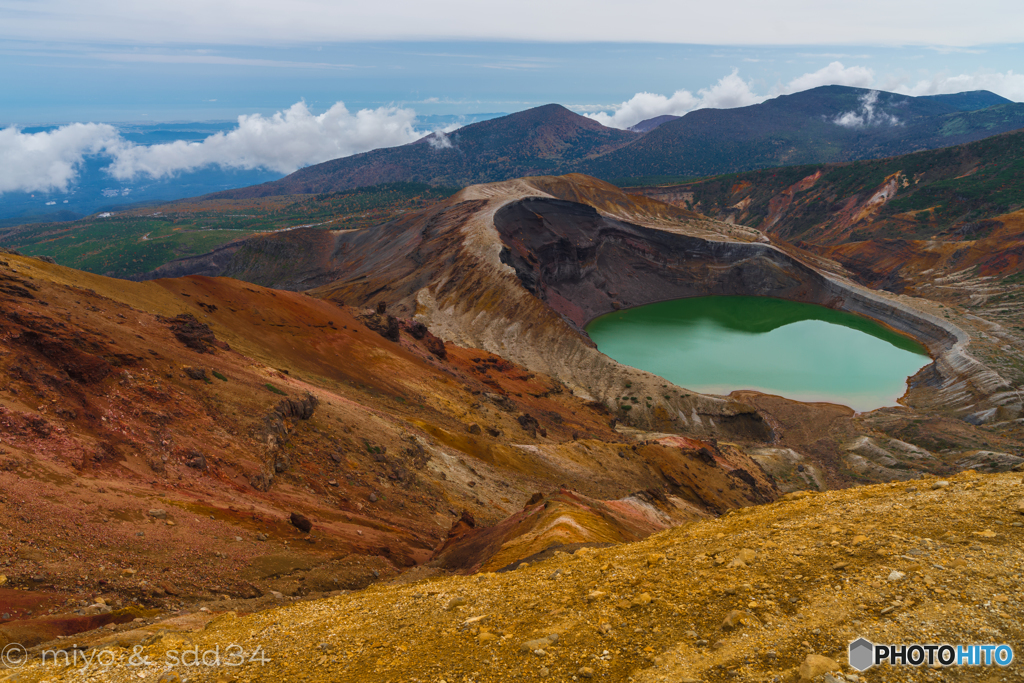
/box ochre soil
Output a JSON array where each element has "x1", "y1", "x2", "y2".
[{"x1": 9, "y1": 470, "x2": 1023, "y2": 682}]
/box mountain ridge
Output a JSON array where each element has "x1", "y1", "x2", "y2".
[
  {"x1": 208, "y1": 87, "x2": 1023, "y2": 200},
  {"x1": 212, "y1": 104, "x2": 637, "y2": 199},
  {"x1": 583, "y1": 86, "x2": 1024, "y2": 181}
]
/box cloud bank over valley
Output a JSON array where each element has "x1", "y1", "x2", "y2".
[
  {"x1": 105, "y1": 102, "x2": 422, "y2": 181},
  {"x1": 0, "y1": 102, "x2": 425, "y2": 194}
]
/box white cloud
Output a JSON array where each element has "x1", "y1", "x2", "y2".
[
  {"x1": 891, "y1": 71, "x2": 1024, "y2": 101},
  {"x1": 795, "y1": 53, "x2": 873, "y2": 59},
  {"x1": 583, "y1": 69, "x2": 761, "y2": 129},
  {"x1": 105, "y1": 101, "x2": 423, "y2": 180},
  {"x1": 580, "y1": 62, "x2": 1023, "y2": 131},
  {"x1": 781, "y1": 61, "x2": 875, "y2": 94},
  {"x1": 582, "y1": 92, "x2": 696, "y2": 130},
  {"x1": 426, "y1": 129, "x2": 453, "y2": 149},
  {"x1": 0, "y1": 101, "x2": 430, "y2": 193},
  {"x1": 0, "y1": 123, "x2": 122, "y2": 193},
  {"x1": 701, "y1": 70, "x2": 765, "y2": 109},
  {"x1": 925, "y1": 46, "x2": 987, "y2": 55},
  {"x1": 832, "y1": 91, "x2": 902, "y2": 128},
  {"x1": 91, "y1": 52, "x2": 355, "y2": 69}
]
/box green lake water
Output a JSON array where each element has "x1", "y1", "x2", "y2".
[{"x1": 585, "y1": 296, "x2": 931, "y2": 412}]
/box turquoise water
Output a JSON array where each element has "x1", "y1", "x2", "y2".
[{"x1": 585, "y1": 296, "x2": 931, "y2": 412}]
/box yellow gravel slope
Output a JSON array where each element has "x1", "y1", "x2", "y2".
[{"x1": 7, "y1": 470, "x2": 1023, "y2": 683}]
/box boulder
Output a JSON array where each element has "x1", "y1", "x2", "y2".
[
  {"x1": 798, "y1": 654, "x2": 840, "y2": 682},
  {"x1": 289, "y1": 512, "x2": 313, "y2": 533}
]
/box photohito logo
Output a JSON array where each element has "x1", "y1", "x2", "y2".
[{"x1": 849, "y1": 638, "x2": 1014, "y2": 671}]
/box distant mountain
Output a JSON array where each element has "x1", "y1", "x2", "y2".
[
  {"x1": 207, "y1": 87, "x2": 1023, "y2": 200},
  {"x1": 916, "y1": 90, "x2": 1012, "y2": 111},
  {"x1": 213, "y1": 104, "x2": 637, "y2": 199},
  {"x1": 628, "y1": 114, "x2": 680, "y2": 133},
  {"x1": 583, "y1": 86, "x2": 1022, "y2": 181}
]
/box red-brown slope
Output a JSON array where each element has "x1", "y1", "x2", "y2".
[
  {"x1": 819, "y1": 209, "x2": 1024, "y2": 293},
  {"x1": 0, "y1": 253, "x2": 777, "y2": 632}
]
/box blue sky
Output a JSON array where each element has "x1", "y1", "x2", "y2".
[
  {"x1": 3, "y1": 42, "x2": 1022, "y2": 124},
  {"x1": 2, "y1": 0, "x2": 1023, "y2": 195}
]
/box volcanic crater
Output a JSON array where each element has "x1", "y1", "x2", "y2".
[{"x1": 2, "y1": 173, "x2": 1022, "y2": 657}]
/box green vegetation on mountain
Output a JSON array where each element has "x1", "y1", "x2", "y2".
[
  {"x1": 651, "y1": 128, "x2": 1024, "y2": 243},
  {"x1": 0, "y1": 183, "x2": 456, "y2": 278}
]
